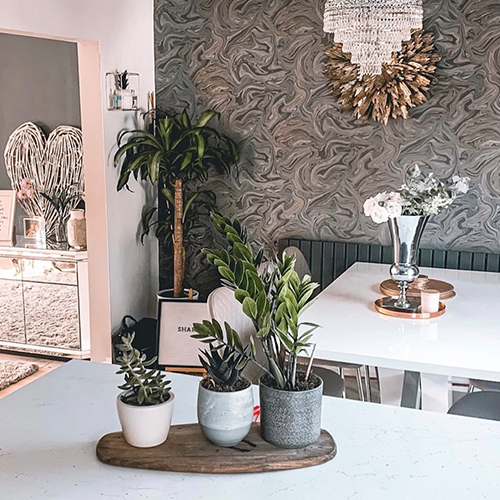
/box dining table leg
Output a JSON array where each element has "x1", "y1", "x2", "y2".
[
  {"x1": 420, "y1": 373, "x2": 451, "y2": 412},
  {"x1": 377, "y1": 368, "x2": 405, "y2": 406}
]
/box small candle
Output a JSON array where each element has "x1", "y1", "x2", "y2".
[{"x1": 421, "y1": 289, "x2": 440, "y2": 313}]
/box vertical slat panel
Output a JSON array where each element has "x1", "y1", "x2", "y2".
[
  {"x1": 288, "y1": 239, "x2": 300, "y2": 251},
  {"x1": 299, "y1": 240, "x2": 312, "y2": 268},
  {"x1": 419, "y1": 248, "x2": 432, "y2": 268},
  {"x1": 381, "y1": 246, "x2": 393, "y2": 264},
  {"x1": 486, "y1": 254, "x2": 500, "y2": 272},
  {"x1": 369, "y1": 245, "x2": 383, "y2": 264},
  {"x1": 459, "y1": 251, "x2": 472, "y2": 270},
  {"x1": 322, "y1": 242, "x2": 335, "y2": 289},
  {"x1": 333, "y1": 243, "x2": 347, "y2": 280},
  {"x1": 472, "y1": 253, "x2": 486, "y2": 272},
  {"x1": 277, "y1": 239, "x2": 289, "y2": 254},
  {"x1": 345, "y1": 243, "x2": 358, "y2": 270},
  {"x1": 357, "y1": 244, "x2": 370, "y2": 263},
  {"x1": 446, "y1": 251, "x2": 460, "y2": 269},
  {"x1": 310, "y1": 241, "x2": 323, "y2": 288},
  {"x1": 432, "y1": 249, "x2": 446, "y2": 268}
]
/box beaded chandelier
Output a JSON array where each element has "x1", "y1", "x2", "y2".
[{"x1": 323, "y1": 0, "x2": 423, "y2": 77}]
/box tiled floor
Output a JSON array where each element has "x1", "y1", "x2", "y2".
[{"x1": 0, "y1": 352, "x2": 64, "y2": 399}]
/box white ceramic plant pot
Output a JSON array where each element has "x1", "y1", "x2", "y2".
[
  {"x1": 197, "y1": 380, "x2": 254, "y2": 447},
  {"x1": 116, "y1": 392, "x2": 175, "y2": 448}
]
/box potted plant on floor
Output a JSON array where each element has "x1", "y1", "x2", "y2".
[
  {"x1": 115, "y1": 333, "x2": 174, "y2": 448},
  {"x1": 197, "y1": 326, "x2": 254, "y2": 447},
  {"x1": 114, "y1": 109, "x2": 239, "y2": 300},
  {"x1": 193, "y1": 213, "x2": 322, "y2": 449}
]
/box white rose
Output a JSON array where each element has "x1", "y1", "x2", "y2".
[
  {"x1": 363, "y1": 197, "x2": 378, "y2": 216},
  {"x1": 374, "y1": 192, "x2": 389, "y2": 203},
  {"x1": 370, "y1": 205, "x2": 389, "y2": 224},
  {"x1": 385, "y1": 200, "x2": 402, "y2": 218},
  {"x1": 388, "y1": 192, "x2": 402, "y2": 203}
]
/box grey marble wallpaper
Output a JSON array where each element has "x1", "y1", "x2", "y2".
[{"x1": 155, "y1": 0, "x2": 500, "y2": 289}]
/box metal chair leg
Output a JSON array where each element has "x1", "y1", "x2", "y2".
[
  {"x1": 355, "y1": 367, "x2": 366, "y2": 401},
  {"x1": 339, "y1": 367, "x2": 346, "y2": 399},
  {"x1": 364, "y1": 365, "x2": 373, "y2": 402}
]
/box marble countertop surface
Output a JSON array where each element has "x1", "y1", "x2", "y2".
[{"x1": 0, "y1": 360, "x2": 499, "y2": 499}]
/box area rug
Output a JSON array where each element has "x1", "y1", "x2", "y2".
[{"x1": 0, "y1": 361, "x2": 39, "y2": 391}]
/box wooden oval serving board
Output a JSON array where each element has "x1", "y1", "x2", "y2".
[{"x1": 96, "y1": 423, "x2": 337, "y2": 474}]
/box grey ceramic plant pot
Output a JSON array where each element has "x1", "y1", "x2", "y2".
[
  {"x1": 259, "y1": 374, "x2": 323, "y2": 449},
  {"x1": 197, "y1": 380, "x2": 254, "y2": 447}
]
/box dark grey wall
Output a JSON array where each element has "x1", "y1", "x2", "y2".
[
  {"x1": 154, "y1": 0, "x2": 500, "y2": 268},
  {"x1": 0, "y1": 33, "x2": 81, "y2": 194}
]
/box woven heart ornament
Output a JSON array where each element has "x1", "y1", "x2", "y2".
[{"x1": 3, "y1": 122, "x2": 84, "y2": 237}]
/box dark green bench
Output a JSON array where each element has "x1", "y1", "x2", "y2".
[{"x1": 278, "y1": 239, "x2": 500, "y2": 291}]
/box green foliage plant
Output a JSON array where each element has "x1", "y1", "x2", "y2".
[
  {"x1": 114, "y1": 109, "x2": 238, "y2": 298},
  {"x1": 193, "y1": 213, "x2": 319, "y2": 391},
  {"x1": 116, "y1": 333, "x2": 171, "y2": 406}
]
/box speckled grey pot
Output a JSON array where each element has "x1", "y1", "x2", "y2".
[
  {"x1": 197, "y1": 380, "x2": 254, "y2": 447},
  {"x1": 259, "y1": 374, "x2": 323, "y2": 449}
]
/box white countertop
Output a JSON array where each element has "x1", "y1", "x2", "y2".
[
  {"x1": 302, "y1": 262, "x2": 500, "y2": 382},
  {"x1": 0, "y1": 360, "x2": 499, "y2": 499}
]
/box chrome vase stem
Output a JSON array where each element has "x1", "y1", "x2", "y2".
[{"x1": 388, "y1": 215, "x2": 429, "y2": 309}]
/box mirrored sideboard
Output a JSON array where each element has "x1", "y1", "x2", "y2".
[{"x1": 0, "y1": 242, "x2": 90, "y2": 358}]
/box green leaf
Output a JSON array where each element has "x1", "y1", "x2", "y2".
[
  {"x1": 233, "y1": 242, "x2": 253, "y2": 263},
  {"x1": 218, "y1": 266, "x2": 235, "y2": 283},
  {"x1": 196, "y1": 110, "x2": 219, "y2": 127},
  {"x1": 234, "y1": 289, "x2": 250, "y2": 303},
  {"x1": 242, "y1": 297, "x2": 258, "y2": 319},
  {"x1": 161, "y1": 188, "x2": 175, "y2": 206}
]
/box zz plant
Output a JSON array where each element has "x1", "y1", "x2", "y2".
[
  {"x1": 193, "y1": 213, "x2": 319, "y2": 391},
  {"x1": 116, "y1": 333, "x2": 171, "y2": 405},
  {"x1": 114, "y1": 109, "x2": 238, "y2": 298}
]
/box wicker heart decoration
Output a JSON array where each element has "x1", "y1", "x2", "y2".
[{"x1": 4, "y1": 122, "x2": 84, "y2": 237}]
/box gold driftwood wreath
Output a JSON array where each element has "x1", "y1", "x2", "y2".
[{"x1": 325, "y1": 30, "x2": 441, "y2": 124}]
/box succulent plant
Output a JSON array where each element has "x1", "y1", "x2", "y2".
[
  {"x1": 115, "y1": 333, "x2": 171, "y2": 406},
  {"x1": 114, "y1": 70, "x2": 129, "y2": 90},
  {"x1": 199, "y1": 342, "x2": 249, "y2": 391}
]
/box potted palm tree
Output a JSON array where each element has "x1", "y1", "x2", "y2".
[
  {"x1": 197, "y1": 326, "x2": 254, "y2": 447},
  {"x1": 193, "y1": 213, "x2": 322, "y2": 449},
  {"x1": 114, "y1": 109, "x2": 238, "y2": 299},
  {"x1": 115, "y1": 333, "x2": 174, "y2": 448}
]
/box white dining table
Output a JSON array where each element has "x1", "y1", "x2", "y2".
[
  {"x1": 302, "y1": 262, "x2": 500, "y2": 412},
  {"x1": 1, "y1": 360, "x2": 500, "y2": 499}
]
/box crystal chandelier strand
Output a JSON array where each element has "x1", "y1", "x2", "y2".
[{"x1": 324, "y1": 0, "x2": 423, "y2": 76}]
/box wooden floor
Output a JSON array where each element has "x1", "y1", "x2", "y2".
[{"x1": 0, "y1": 352, "x2": 64, "y2": 399}]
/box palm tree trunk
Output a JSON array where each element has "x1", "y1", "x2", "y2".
[{"x1": 173, "y1": 178, "x2": 185, "y2": 298}]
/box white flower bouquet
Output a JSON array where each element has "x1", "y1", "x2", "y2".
[{"x1": 364, "y1": 165, "x2": 470, "y2": 224}]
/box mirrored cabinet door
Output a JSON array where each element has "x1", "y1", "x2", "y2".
[
  {"x1": 0, "y1": 277, "x2": 26, "y2": 344},
  {"x1": 23, "y1": 282, "x2": 81, "y2": 350}
]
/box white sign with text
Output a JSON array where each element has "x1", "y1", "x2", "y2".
[
  {"x1": 158, "y1": 301, "x2": 210, "y2": 367},
  {"x1": 0, "y1": 191, "x2": 16, "y2": 245}
]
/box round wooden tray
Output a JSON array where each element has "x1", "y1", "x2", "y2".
[
  {"x1": 374, "y1": 297, "x2": 446, "y2": 319},
  {"x1": 380, "y1": 275, "x2": 456, "y2": 300}
]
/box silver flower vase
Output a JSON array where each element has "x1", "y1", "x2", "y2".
[{"x1": 383, "y1": 215, "x2": 429, "y2": 311}]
